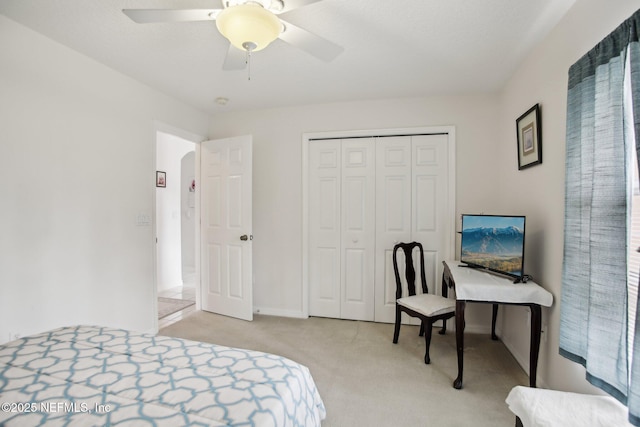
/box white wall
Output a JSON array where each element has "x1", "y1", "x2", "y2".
[
  {"x1": 181, "y1": 151, "x2": 197, "y2": 286},
  {"x1": 496, "y1": 0, "x2": 640, "y2": 392},
  {"x1": 209, "y1": 95, "x2": 502, "y2": 326},
  {"x1": 155, "y1": 132, "x2": 195, "y2": 291},
  {"x1": 0, "y1": 16, "x2": 209, "y2": 343}
]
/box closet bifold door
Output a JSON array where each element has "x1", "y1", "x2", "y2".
[
  {"x1": 308, "y1": 138, "x2": 376, "y2": 321},
  {"x1": 340, "y1": 138, "x2": 375, "y2": 321},
  {"x1": 309, "y1": 140, "x2": 341, "y2": 318},
  {"x1": 411, "y1": 134, "x2": 450, "y2": 300},
  {"x1": 374, "y1": 136, "x2": 413, "y2": 323},
  {"x1": 309, "y1": 132, "x2": 451, "y2": 324},
  {"x1": 374, "y1": 134, "x2": 450, "y2": 324}
]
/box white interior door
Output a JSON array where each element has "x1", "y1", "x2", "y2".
[
  {"x1": 308, "y1": 138, "x2": 376, "y2": 321},
  {"x1": 306, "y1": 129, "x2": 454, "y2": 324},
  {"x1": 200, "y1": 135, "x2": 253, "y2": 321},
  {"x1": 308, "y1": 140, "x2": 341, "y2": 318},
  {"x1": 374, "y1": 136, "x2": 413, "y2": 323},
  {"x1": 341, "y1": 138, "x2": 375, "y2": 320},
  {"x1": 374, "y1": 134, "x2": 452, "y2": 323},
  {"x1": 412, "y1": 134, "x2": 450, "y2": 297}
]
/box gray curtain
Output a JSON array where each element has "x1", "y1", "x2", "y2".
[{"x1": 560, "y1": 9, "x2": 640, "y2": 425}]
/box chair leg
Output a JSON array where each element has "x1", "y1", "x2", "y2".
[
  {"x1": 424, "y1": 320, "x2": 433, "y2": 364},
  {"x1": 393, "y1": 305, "x2": 401, "y2": 344},
  {"x1": 419, "y1": 321, "x2": 425, "y2": 337},
  {"x1": 439, "y1": 318, "x2": 447, "y2": 335}
]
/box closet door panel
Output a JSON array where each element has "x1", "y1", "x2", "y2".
[
  {"x1": 413, "y1": 134, "x2": 450, "y2": 296},
  {"x1": 341, "y1": 139, "x2": 375, "y2": 321},
  {"x1": 309, "y1": 140, "x2": 341, "y2": 318},
  {"x1": 344, "y1": 248, "x2": 366, "y2": 301},
  {"x1": 375, "y1": 136, "x2": 413, "y2": 323}
]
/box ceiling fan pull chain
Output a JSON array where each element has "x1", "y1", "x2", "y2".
[
  {"x1": 247, "y1": 49, "x2": 251, "y2": 81},
  {"x1": 242, "y1": 41, "x2": 256, "y2": 81}
]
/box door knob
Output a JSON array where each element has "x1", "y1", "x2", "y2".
[{"x1": 240, "y1": 235, "x2": 248, "y2": 241}]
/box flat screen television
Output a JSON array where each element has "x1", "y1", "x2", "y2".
[{"x1": 460, "y1": 214, "x2": 526, "y2": 282}]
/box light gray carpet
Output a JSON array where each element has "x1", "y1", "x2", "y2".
[
  {"x1": 159, "y1": 311, "x2": 527, "y2": 427},
  {"x1": 157, "y1": 297, "x2": 195, "y2": 319}
]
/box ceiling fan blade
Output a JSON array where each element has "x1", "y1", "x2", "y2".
[
  {"x1": 277, "y1": 0, "x2": 322, "y2": 14},
  {"x1": 122, "y1": 9, "x2": 221, "y2": 24},
  {"x1": 278, "y1": 20, "x2": 344, "y2": 62},
  {"x1": 223, "y1": 44, "x2": 248, "y2": 70}
]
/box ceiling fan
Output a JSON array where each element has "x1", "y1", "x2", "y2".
[{"x1": 122, "y1": 0, "x2": 344, "y2": 71}]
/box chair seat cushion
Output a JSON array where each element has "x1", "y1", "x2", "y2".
[{"x1": 397, "y1": 294, "x2": 455, "y2": 317}]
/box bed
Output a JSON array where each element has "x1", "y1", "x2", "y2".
[{"x1": 0, "y1": 325, "x2": 326, "y2": 426}]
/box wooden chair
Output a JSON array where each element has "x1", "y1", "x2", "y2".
[{"x1": 392, "y1": 242, "x2": 456, "y2": 364}]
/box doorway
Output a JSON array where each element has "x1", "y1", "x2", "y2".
[{"x1": 155, "y1": 128, "x2": 200, "y2": 329}]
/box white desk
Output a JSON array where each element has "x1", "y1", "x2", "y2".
[{"x1": 442, "y1": 260, "x2": 554, "y2": 389}]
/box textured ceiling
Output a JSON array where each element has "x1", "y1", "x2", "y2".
[{"x1": 0, "y1": 0, "x2": 576, "y2": 114}]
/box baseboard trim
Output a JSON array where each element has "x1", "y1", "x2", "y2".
[
  {"x1": 248, "y1": 311, "x2": 494, "y2": 334},
  {"x1": 254, "y1": 307, "x2": 307, "y2": 319},
  {"x1": 501, "y1": 334, "x2": 549, "y2": 389}
]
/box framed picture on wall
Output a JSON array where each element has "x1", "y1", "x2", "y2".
[
  {"x1": 156, "y1": 171, "x2": 166, "y2": 188},
  {"x1": 516, "y1": 104, "x2": 542, "y2": 170}
]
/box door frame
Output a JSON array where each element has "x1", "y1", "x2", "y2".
[
  {"x1": 152, "y1": 121, "x2": 205, "y2": 333},
  {"x1": 301, "y1": 125, "x2": 456, "y2": 319}
]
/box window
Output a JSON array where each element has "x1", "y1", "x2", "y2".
[
  {"x1": 627, "y1": 59, "x2": 639, "y2": 366},
  {"x1": 560, "y1": 9, "x2": 640, "y2": 425},
  {"x1": 629, "y1": 113, "x2": 639, "y2": 366}
]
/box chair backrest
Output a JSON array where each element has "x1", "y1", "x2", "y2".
[{"x1": 392, "y1": 242, "x2": 429, "y2": 299}]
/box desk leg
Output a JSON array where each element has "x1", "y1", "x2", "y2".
[
  {"x1": 453, "y1": 300, "x2": 466, "y2": 389},
  {"x1": 529, "y1": 304, "x2": 541, "y2": 388},
  {"x1": 491, "y1": 304, "x2": 499, "y2": 341}
]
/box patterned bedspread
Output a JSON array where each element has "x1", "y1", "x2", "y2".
[{"x1": 0, "y1": 325, "x2": 326, "y2": 426}]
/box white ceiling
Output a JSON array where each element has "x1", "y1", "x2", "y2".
[{"x1": 0, "y1": 0, "x2": 576, "y2": 114}]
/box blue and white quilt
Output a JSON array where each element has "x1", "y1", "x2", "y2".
[{"x1": 0, "y1": 325, "x2": 326, "y2": 426}]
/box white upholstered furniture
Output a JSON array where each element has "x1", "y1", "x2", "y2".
[{"x1": 506, "y1": 385, "x2": 632, "y2": 427}]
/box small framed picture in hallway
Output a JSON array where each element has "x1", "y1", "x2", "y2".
[{"x1": 156, "y1": 171, "x2": 166, "y2": 188}]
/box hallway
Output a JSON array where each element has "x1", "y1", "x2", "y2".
[{"x1": 158, "y1": 286, "x2": 196, "y2": 329}]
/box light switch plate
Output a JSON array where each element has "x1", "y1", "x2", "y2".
[{"x1": 136, "y1": 212, "x2": 152, "y2": 226}]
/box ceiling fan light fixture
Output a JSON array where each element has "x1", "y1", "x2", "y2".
[{"x1": 216, "y1": 3, "x2": 281, "y2": 52}]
